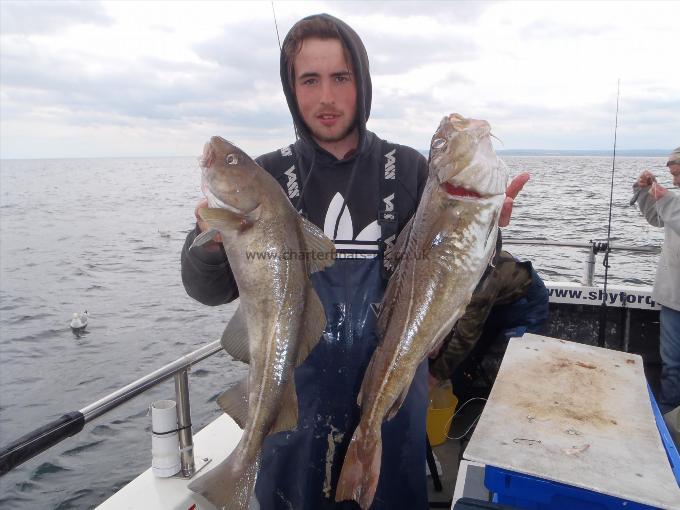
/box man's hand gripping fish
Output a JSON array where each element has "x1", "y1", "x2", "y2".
[
  {"x1": 187, "y1": 136, "x2": 335, "y2": 510},
  {"x1": 335, "y1": 114, "x2": 508, "y2": 509}
]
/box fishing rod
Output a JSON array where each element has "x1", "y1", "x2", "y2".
[
  {"x1": 597, "y1": 80, "x2": 620, "y2": 348},
  {"x1": 271, "y1": 0, "x2": 282, "y2": 50}
]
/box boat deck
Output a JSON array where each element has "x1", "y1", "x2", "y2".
[
  {"x1": 427, "y1": 399, "x2": 487, "y2": 508},
  {"x1": 96, "y1": 403, "x2": 483, "y2": 510}
]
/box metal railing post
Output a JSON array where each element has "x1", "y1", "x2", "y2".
[
  {"x1": 174, "y1": 369, "x2": 195, "y2": 477},
  {"x1": 582, "y1": 246, "x2": 596, "y2": 286}
]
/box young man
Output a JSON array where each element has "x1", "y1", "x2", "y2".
[
  {"x1": 182, "y1": 13, "x2": 525, "y2": 509},
  {"x1": 634, "y1": 147, "x2": 680, "y2": 415},
  {"x1": 183, "y1": 14, "x2": 428, "y2": 509}
]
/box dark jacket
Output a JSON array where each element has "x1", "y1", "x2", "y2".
[{"x1": 429, "y1": 252, "x2": 549, "y2": 381}]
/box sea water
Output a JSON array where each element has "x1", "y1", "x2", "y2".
[{"x1": 0, "y1": 155, "x2": 668, "y2": 508}]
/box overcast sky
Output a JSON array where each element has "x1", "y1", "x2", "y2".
[{"x1": 1, "y1": 0, "x2": 678, "y2": 159}]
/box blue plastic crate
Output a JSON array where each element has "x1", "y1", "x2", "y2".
[
  {"x1": 649, "y1": 385, "x2": 680, "y2": 483},
  {"x1": 486, "y1": 467, "x2": 658, "y2": 510},
  {"x1": 484, "y1": 387, "x2": 680, "y2": 510}
]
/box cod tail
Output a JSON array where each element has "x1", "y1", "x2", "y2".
[
  {"x1": 187, "y1": 448, "x2": 260, "y2": 510},
  {"x1": 335, "y1": 425, "x2": 382, "y2": 510}
]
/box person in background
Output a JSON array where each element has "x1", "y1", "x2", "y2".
[
  {"x1": 634, "y1": 146, "x2": 680, "y2": 421},
  {"x1": 181, "y1": 13, "x2": 529, "y2": 509},
  {"x1": 429, "y1": 252, "x2": 549, "y2": 398}
]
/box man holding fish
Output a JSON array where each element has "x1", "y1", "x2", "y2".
[
  {"x1": 181, "y1": 13, "x2": 527, "y2": 510},
  {"x1": 634, "y1": 147, "x2": 680, "y2": 420}
]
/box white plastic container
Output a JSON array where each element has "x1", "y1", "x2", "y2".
[{"x1": 150, "y1": 399, "x2": 181, "y2": 478}]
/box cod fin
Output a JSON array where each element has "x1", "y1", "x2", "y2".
[
  {"x1": 217, "y1": 377, "x2": 249, "y2": 429},
  {"x1": 356, "y1": 353, "x2": 376, "y2": 409},
  {"x1": 385, "y1": 386, "x2": 409, "y2": 421},
  {"x1": 198, "y1": 205, "x2": 261, "y2": 232},
  {"x1": 220, "y1": 306, "x2": 250, "y2": 364},
  {"x1": 299, "y1": 216, "x2": 336, "y2": 273},
  {"x1": 335, "y1": 428, "x2": 383, "y2": 510},
  {"x1": 384, "y1": 215, "x2": 414, "y2": 271},
  {"x1": 295, "y1": 283, "x2": 325, "y2": 367},
  {"x1": 378, "y1": 215, "x2": 417, "y2": 335},
  {"x1": 269, "y1": 377, "x2": 299, "y2": 435},
  {"x1": 188, "y1": 449, "x2": 260, "y2": 510},
  {"x1": 190, "y1": 228, "x2": 220, "y2": 249}
]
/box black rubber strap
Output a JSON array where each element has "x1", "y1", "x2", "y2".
[
  {"x1": 0, "y1": 411, "x2": 85, "y2": 476},
  {"x1": 152, "y1": 424, "x2": 192, "y2": 436}
]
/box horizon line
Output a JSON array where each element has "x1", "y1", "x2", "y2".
[{"x1": 0, "y1": 148, "x2": 672, "y2": 161}]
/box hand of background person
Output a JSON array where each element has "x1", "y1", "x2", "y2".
[
  {"x1": 499, "y1": 172, "x2": 530, "y2": 227},
  {"x1": 650, "y1": 182, "x2": 668, "y2": 201},
  {"x1": 636, "y1": 170, "x2": 667, "y2": 201},
  {"x1": 636, "y1": 170, "x2": 656, "y2": 188},
  {"x1": 194, "y1": 198, "x2": 223, "y2": 244}
]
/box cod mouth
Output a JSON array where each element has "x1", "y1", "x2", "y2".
[{"x1": 441, "y1": 181, "x2": 483, "y2": 200}]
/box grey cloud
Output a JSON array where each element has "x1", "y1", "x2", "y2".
[
  {"x1": 1, "y1": 50, "x2": 200, "y2": 119},
  {"x1": 482, "y1": 94, "x2": 680, "y2": 131},
  {"x1": 621, "y1": 96, "x2": 680, "y2": 116},
  {"x1": 465, "y1": 96, "x2": 679, "y2": 150},
  {"x1": 193, "y1": 20, "x2": 281, "y2": 83},
  {"x1": 193, "y1": 14, "x2": 477, "y2": 87},
  {"x1": 0, "y1": 31, "x2": 286, "y2": 128},
  {"x1": 371, "y1": 88, "x2": 422, "y2": 119},
  {"x1": 364, "y1": 31, "x2": 479, "y2": 75},
  {"x1": 0, "y1": 0, "x2": 112, "y2": 35}
]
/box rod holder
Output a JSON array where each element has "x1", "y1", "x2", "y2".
[{"x1": 151, "y1": 400, "x2": 181, "y2": 478}]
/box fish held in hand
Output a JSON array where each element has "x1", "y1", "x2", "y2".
[
  {"x1": 188, "y1": 136, "x2": 335, "y2": 510},
  {"x1": 335, "y1": 114, "x2": 508, "y2": 509}
]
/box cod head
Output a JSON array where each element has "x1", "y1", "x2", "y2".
[
  {"x1": 429, "y1": 113, "x2": 507, "y2": 200},
  {"x1": 192, "y1": 137, "x2": 264, "y2": 248},
  {"x1": 200, "y1": 136, "x2": 262, "y2": 215}
]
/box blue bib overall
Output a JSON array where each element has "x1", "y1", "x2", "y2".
[
  {"x1": 254, "y1": 142, "x2": 429, "y2": 510},
  {"x1": 254, "y1": 258, "x2": 428, "y2": 510}
]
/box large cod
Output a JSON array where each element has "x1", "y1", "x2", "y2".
[
  {"x1": 335, "y1": 114, "x2": 509, "y2": 509},
  {"x1": 188, "y1": 136, "x2": 335, "y2": 510}
]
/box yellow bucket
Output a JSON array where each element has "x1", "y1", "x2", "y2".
[{"x1": 426, "y1": 383, "x2": 458, "y2": 446}]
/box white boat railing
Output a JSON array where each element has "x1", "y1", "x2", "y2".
[{"x1": 0, "y1": 339, "x2": 222, "y2": 478}]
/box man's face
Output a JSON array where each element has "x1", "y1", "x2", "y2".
[
  {"x1": 668, "y1": 162, "x2": 680, "y2": 187},
  {"x1": 293, "y1": 37, "x2": 358, "y2": 145}
]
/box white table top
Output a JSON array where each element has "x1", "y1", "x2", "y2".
[{"x1": 464, "y1": 334, "x2": 680, "y2": 510}]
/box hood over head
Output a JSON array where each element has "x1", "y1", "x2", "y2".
[{"x1": 280, "y1": 13, "x2": 372, "y2": 156}]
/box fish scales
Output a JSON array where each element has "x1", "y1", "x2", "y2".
[{"x1": 336, "y1": 114, "x2": 508, "y2": 510}]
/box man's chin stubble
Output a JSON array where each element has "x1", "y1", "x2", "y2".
[{"x1": 312, "y1": 122, "x2": 357, "y2": 144}]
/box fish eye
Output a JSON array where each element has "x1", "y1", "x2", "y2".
[
  {"x1": 226, "y1": 154, "x2": 238, "y2": 165},
  {"x1": 431, "y1": 138, "x2": 447, "y2": 150}
]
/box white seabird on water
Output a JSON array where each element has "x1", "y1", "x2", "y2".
[{"x1": 70, "y1": 311, "x2": 88, "y2": 333}]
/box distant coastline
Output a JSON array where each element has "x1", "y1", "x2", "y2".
[
  {"x1": 416, "y1": 149, "x2": 670, "y2": 158},
  {"x1": 496, "y1": 149, "x2": 670, "y2": 157}
]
